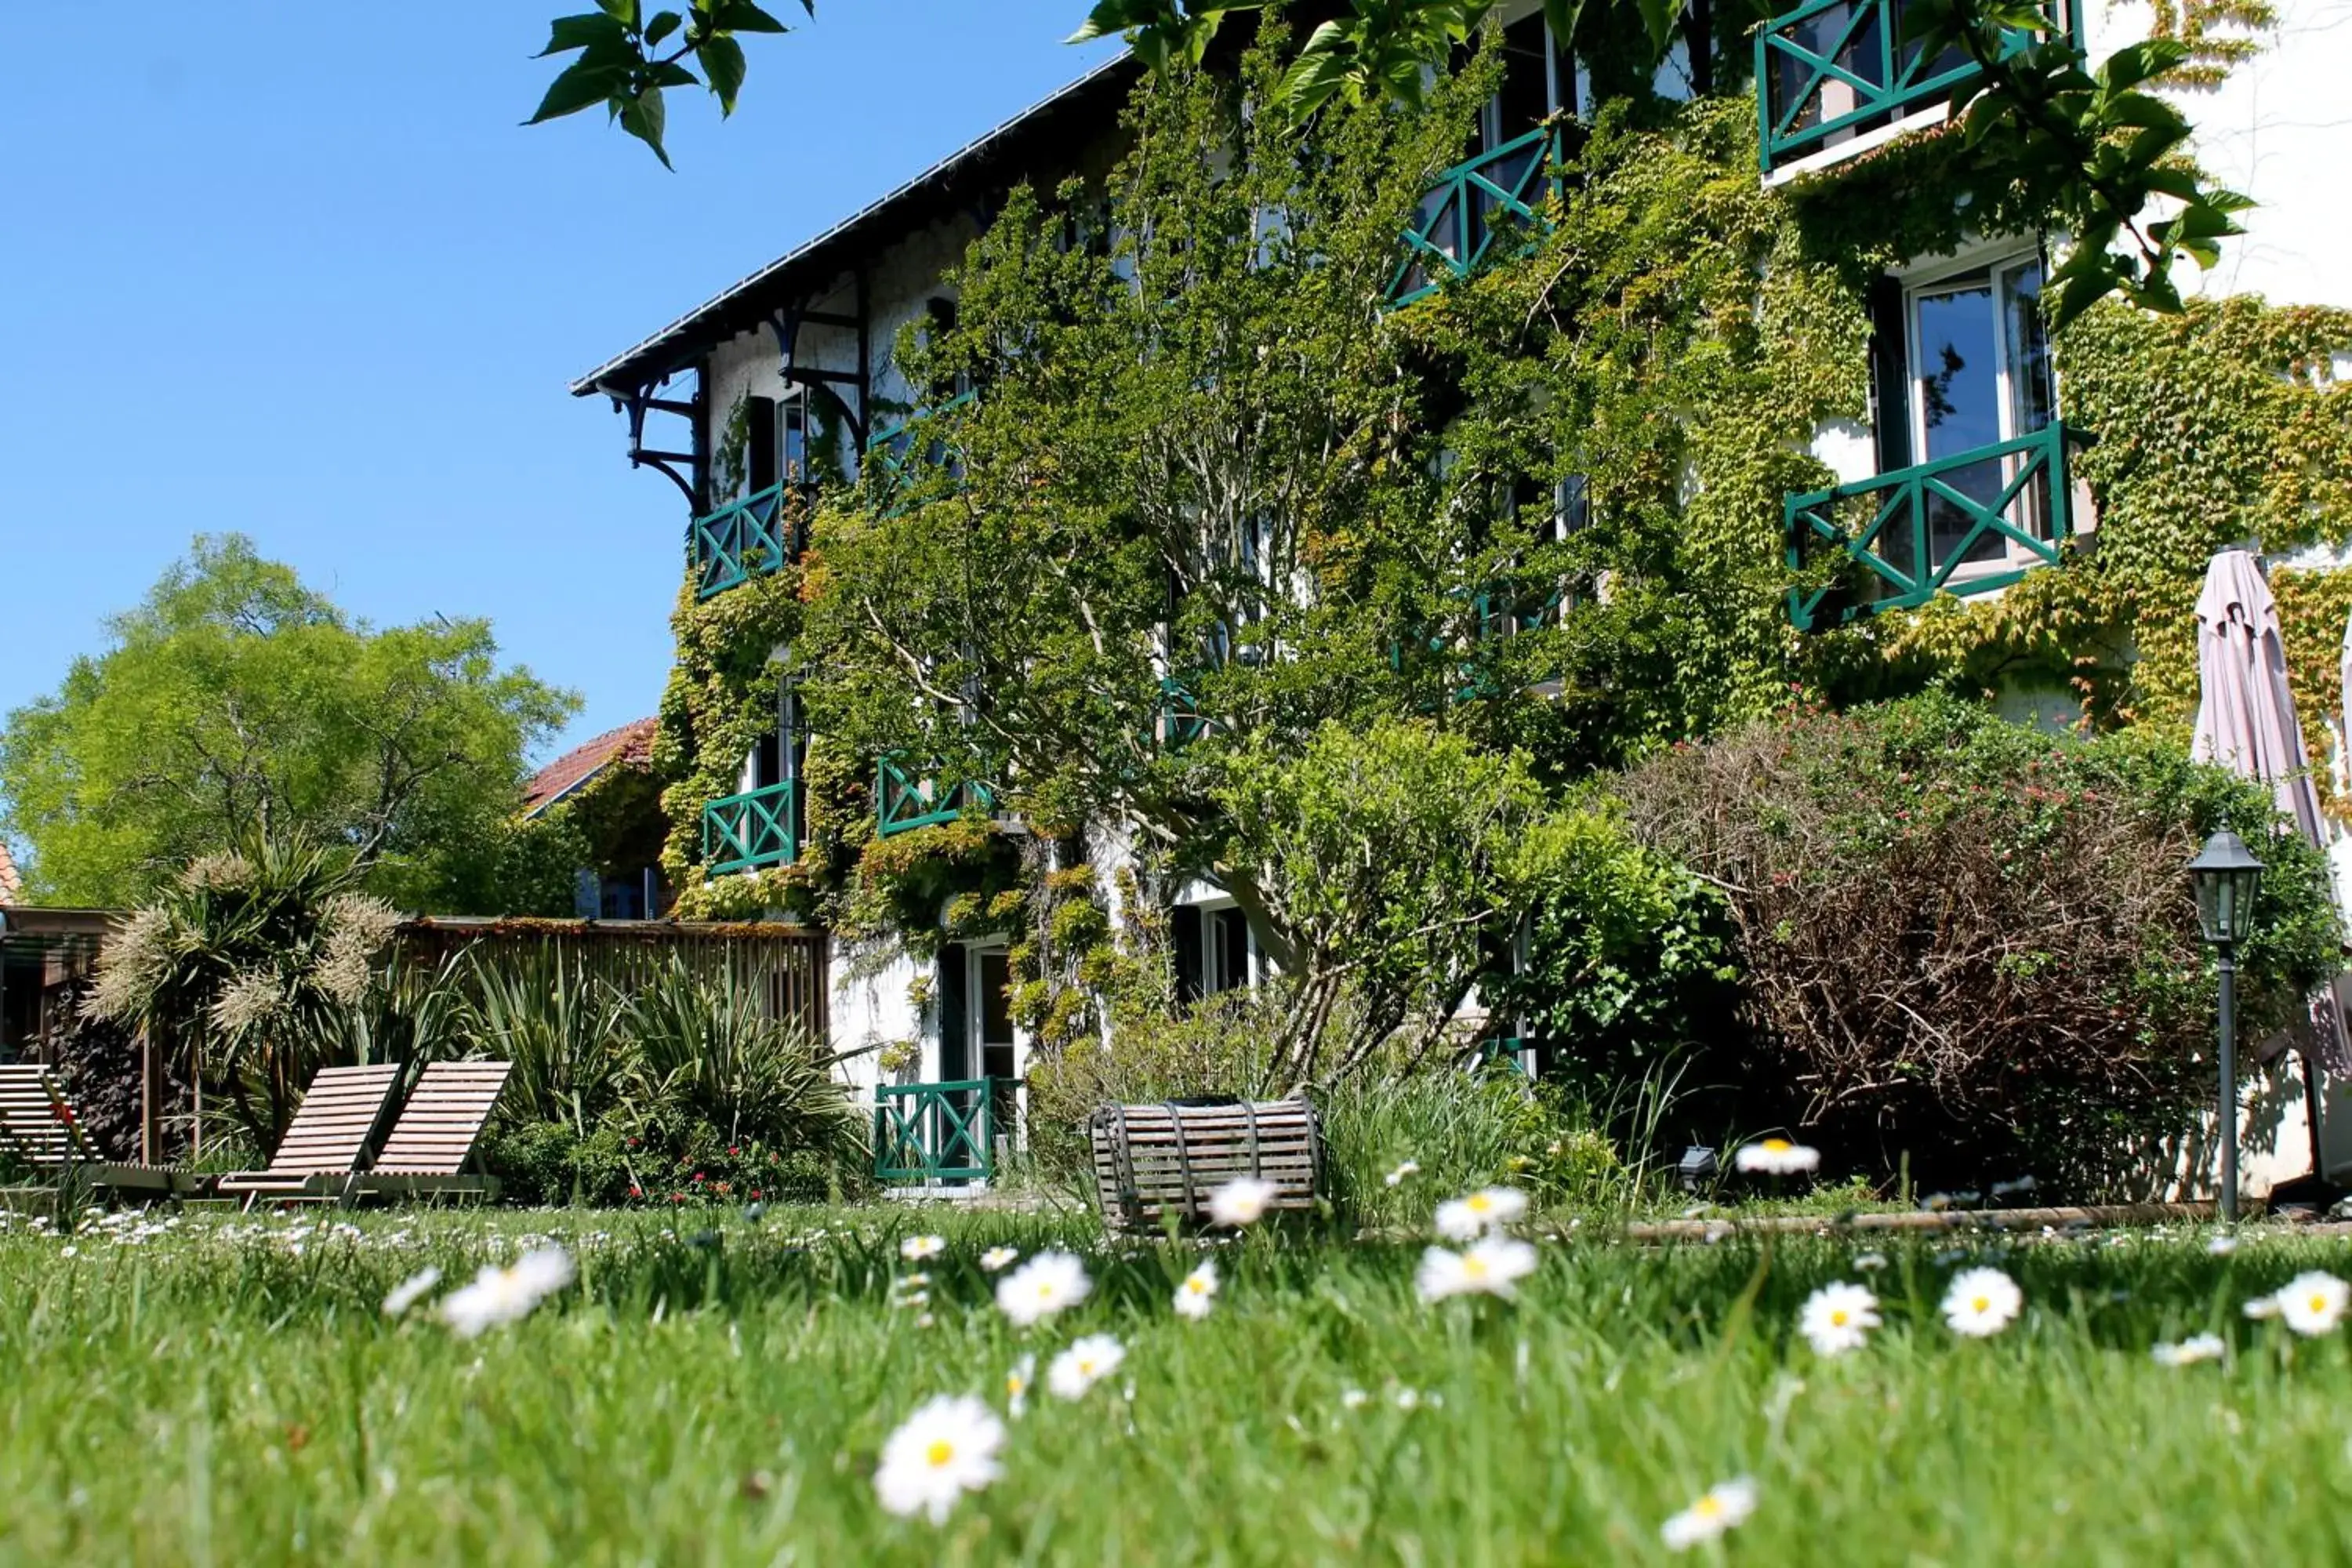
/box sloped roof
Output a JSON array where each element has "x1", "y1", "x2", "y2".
[
  {"x1": 524, "y1": 718, "x2": 659, "y2": 818},
  {"x1": 569, "y1": 53, "x2": 1140, "y2": 398}
]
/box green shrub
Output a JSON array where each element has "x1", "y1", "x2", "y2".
[
  {"x1": 1321, "y1": 1072, "x2": 1632, "y2": 1229},
  {"x1": 1611, "y1": 692, "x2": 2343, "y2": 1194},
  {"x1": 1485, "y1": 807, "x2": 1742, "y2": 1101}
]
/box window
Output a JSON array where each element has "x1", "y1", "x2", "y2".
[
  {"x1": 744, "y1": 685, "x2": 803, "y2": 793},
  {"x1": 743, "y1": 394, "x2": 809, "y2": 495},
  {"x1": 1878, "y1": 252, "x2": 2057, "y2": 580},
  {"x1": 1489, "y1": 12, "x2": 1575, "y2": 147},
  {"x1": 1173, "y1": 902, "x2": 1253, "y2": 1003}
]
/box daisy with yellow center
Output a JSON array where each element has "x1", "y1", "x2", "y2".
[
  {"x1": 873, "y1": 1395, "x2": 1005, "y2": 1522},
  {"x1": 1798, "y1": 1281, "x2": 1879, "y2": 1357},
  {"x1": 1940, "y1": 1265, "x2": 2023, "y2": 1338},
  {"x1": 1733, "y1": 1138, "x2": 1821, "y2": 1175},
  {"x1": 1434, "y1": 1185, "x2": 1528, "y2": 1241},
  {"x1": 1047, "y1": 1333, "x2": 1125, "y2": 1400},
  {"x1": 1416, "y1": 1235, "x2": 1539, "y2": 1303},
  {"x1": 1660, "y1": 1476, "x2": 1759, "y2": 1551},
  {"x1": 1174, "y1": 1259, "x2": 1220, "y2": 1321},
  {"x1": 2276, "y1": 1270, "x2": 2350, "y2": 1336}
]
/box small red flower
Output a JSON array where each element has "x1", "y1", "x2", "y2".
[
  {"x1": 692, "y1": 1171, "x2": 706, "y2": 1184},
  {"x1": 629, "y1": 1185, "x2": 643, "y2": 1199},
  {"x1": 728, "y1": 1145, "x2": 741, "y2": 1157}
]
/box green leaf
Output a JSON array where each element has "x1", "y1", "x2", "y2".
[
  {"x1": 539, "y1": 13, "x2": 630, "y2": 56},
  {"x1": 1272, "y1": 20, "x2": 1357, "y2": 123},
  {"x1": 596, "y1": 0, "x2": 641, "y2": 27},
  {"x1": 711, "y1": 0, "x2": 802, "y2": 32},
  {"x1": 702, "y1": 34, "x2": 747, "y2": 114},
  {"x1": 644, "y1": 9, "x2": 684, "y2": 47},
  {"x1": 1541, "y1": 0, "x2": 1584, "y2": 46},
  {"x1": 1632, "y1": 0, "x2": 1679, "y2": 60},
  {"x1": 618, "y1": 82, "x2": 673, "y2": 169},
  {"x1": 526, "y1": 56, "x2": 629, "y2": 125},
  {"x1": 1068, "y1": 0, "x2": 1174, "y2": 43},
  {"x1": 2099, "y1": 38, "x2": 2188, "y2": 93}
]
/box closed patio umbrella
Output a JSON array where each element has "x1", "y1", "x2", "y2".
[{"x1": 2190, "y1": 548, "x2": 2350, "y2": 1082}]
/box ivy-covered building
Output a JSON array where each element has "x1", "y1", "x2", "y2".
[{"x1": 574, "y1": 0, "x2": 2352, "y2": 1182}]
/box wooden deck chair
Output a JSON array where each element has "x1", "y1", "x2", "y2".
[
  {"x1": 346, "y1": 1060, "x2": 510, "y2": 1202},
  {"x1": 213, "y1": 1064, "x2": 403, "y2": 1207},
  {"x1": 0, "y1": 1064, "x2": 191, "y2": 1198}
]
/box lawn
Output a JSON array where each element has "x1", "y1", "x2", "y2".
[{"x1": 3, "y1": 1202, "x2": 2349, "y2": 1565}]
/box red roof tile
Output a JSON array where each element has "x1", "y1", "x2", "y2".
[{"x1": 524, "y1": 717, "x2": 658, "y2": 818}]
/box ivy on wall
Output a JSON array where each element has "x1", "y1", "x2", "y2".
[{"x1": 648, "y1": 60, "x2": 2352, "y2": 1004}]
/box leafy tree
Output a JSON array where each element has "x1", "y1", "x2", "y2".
[
  {"x1": 795, "y1": 39, "x2": 1537, "y2": 972},
  {"x1": 0, "y1": 535, "x2": 579, "y2": 912}
]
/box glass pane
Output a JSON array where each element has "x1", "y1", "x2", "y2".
[
  {"x1": 980, "y1": 952, "x2": 1014, "y2": 1047},
  {"x1": 2002, "y1": 260, "x2": 2054, "y2": 437},
  {"x1": 1913, "y1": 281, "x2": 2002, "y2": 459}
]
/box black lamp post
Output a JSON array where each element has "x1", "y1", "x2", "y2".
[{"x1": 2188, "y1": 829, "x2": 2266, "y2": 1222}]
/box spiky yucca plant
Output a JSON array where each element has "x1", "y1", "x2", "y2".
[{"x1": 85, "y1": 836, "x2": 401, "y2": 1153}]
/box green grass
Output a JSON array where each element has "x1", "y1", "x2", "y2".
[{"x1": 4, "y1": 1203, "x2": 2350, "y2": 1564}]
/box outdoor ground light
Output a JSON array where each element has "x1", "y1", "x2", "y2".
[
  {"x1": 2188, "y1": 829, "x2": 2265, "y2": 1222},
  {"x1": 1677, "y1": 1145, "x2": 1718, "y2": 1195}
]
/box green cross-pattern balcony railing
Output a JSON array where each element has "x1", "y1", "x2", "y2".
[
  {"x1": 702, "y1": 780, "x2": 797, "y2": 876},
  {"x1": 875, "y1": 754, "x2": 996, "y2": 837},
  {"x1": 874, "y1": 1078, "x2": 995, "y2": 1182},
  {"x1": 1389, "y1": 124, "x2": 1563, "y2": 307},
  {"x1": 1756, "y1": 0, "x2": 2075, "y2": 177},
  {"x1": 691, "y1": 483, "x2": 801, "y2": 601},
  {"x1": 1156, "y1": 677, "x2": 1212, "y2": 747},
  {"x1": 864, "y1": 390, "x2": 977, "y2": 493},
  {"x1": 1784, "y1": 421, "x2": 2073, "y2": 631}
]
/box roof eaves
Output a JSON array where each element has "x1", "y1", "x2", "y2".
[{"x1": 569, "y1": 53, "x2": 1138, "y2": 399}]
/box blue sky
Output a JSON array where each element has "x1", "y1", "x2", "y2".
[{"x1": 0, "y1": 3, "x2": 1121, "y2": 764}]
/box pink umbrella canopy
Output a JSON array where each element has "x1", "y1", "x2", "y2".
[
  {"x1": 2190, "y1": 547, "x2": 2348, "y2": 1076},
  {"x1": 2192, "y1": 549, "x2": 2328, "y2": 844}
]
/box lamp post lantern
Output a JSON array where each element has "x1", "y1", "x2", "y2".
[{"x1": 2188, "y1": 829, "x2": 2266, "y2": 1222}]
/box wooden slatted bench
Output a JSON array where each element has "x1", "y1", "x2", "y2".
[
  {"x1": 1090, "y1": 1097, "x2": 1322, "y2": 1230},
  {"x1": 347, "y1": 1059, "x2": 509, "y2": 1201},
  {"x1": 0, "y1": 1064, "x2": 191, "y2": 1198},
  {"x1": 214, "y1": 1064, "x2": 403, "y2": 1207}
]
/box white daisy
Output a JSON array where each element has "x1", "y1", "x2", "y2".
[
  {"x1": 1047, "y1": 1334, "x2": 1126, "y2": 1400},
  {"x1": 2276, "y1": 1271, "x2": 2350, "y2": 1337},
  {"x1": 1416, "y1": 1235, "x2": 1540, "y2": 1303},
  {"x1": 1661, "y1": 1476, "x2": 1759, "y2": 1552},
  {"x1": 2205, "y1": 1234, "x2": 2240, "y2": 1257},
  {"x1": 1433, "y1": 1186, "x2": 1529, "y2": 1241},
  {"x1": 380, "y1": 1265, "x2": 442, "y2": 1317},
  {"x1": 1174, "y1": 1259, "x2": 1219, "y2": 1321},
  {"x1": 1384, "y1": 1160, "x2": 1421, "y2": 1188},
  {"x1": 1207, "y1": 1177, "x2": 1279, "y2": 1228},
  {"x1": 872, "y1": 1395, "x2": 1005, "y2": 1523},
  {"x1": 900, "y1": 1235, "x2": 946, "y2": 1263},
  {"x1": 438, "y1": 1247, "x2": 575, "y2": 1339},
  {"x1": 1004, "y1": 1354, "x2": 1035, "y2": 1418},
  {"x1": 1734, "y1": 1138, "x2": 1820, "y2": 1175},
  {"x1": 1940, "y1": 1266, "x2": 2024, "y2": 1338},
  {"x1": 979, "y1": 1246, "x2": 1020, "y2": 1273},
  {"x1": 2151, "y1": 1333, "x2": 2227, "y2": 1367},
  {"x1": 2244, "y1": 1291, "x2": 2284, "y2": 1320},
  {"x1": 1798, "y1": 1281, "x2": 1879, "y2": 1357},
  {"x1": 1340, "y1": 1387, "x2": 1370, "y2": 1410},
  {"x1": 995, "y1": 1250, "x2": 1092, "y2": 1328},
  {"x1": 1853, "y1": 1251, "x2": 1889, "y2": 1272}
]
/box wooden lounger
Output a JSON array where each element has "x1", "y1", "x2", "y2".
[
  {"x1": 345, "y1": 1059, "x2": 510, "y2": 1201},
  {"x1": 213, "y1": 1064, "x2": 403, "y2": 1207},
  {"x1": 0, "y1": 1064, "x2": 193, "y2": 1197}
]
